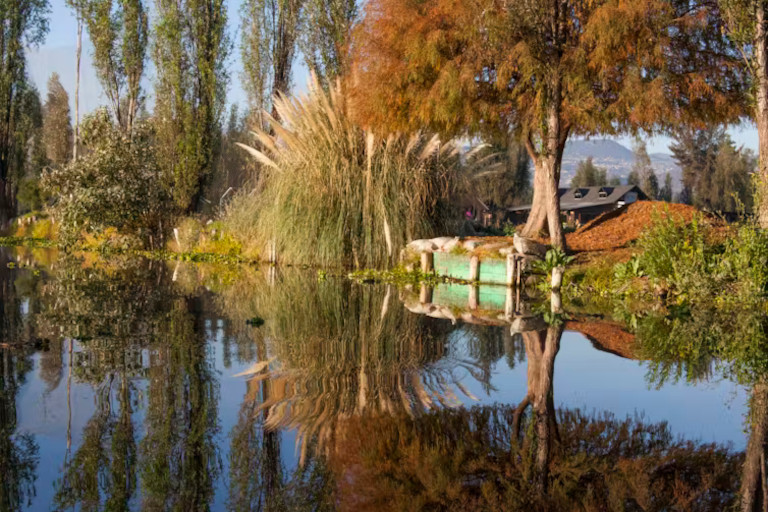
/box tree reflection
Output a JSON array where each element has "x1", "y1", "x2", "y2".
[
  {"x1": 22, "y1": 256, "x2": 224, "y2": 511},
  {"x1": 0, "y1": 251, "x2": 39, "y2": 512},
  {"x1": 0, "y1": 347, "x2": 38, "y2": 512},
  {"x1": 218, "y1": 271, "x2": 485, "y2": 462},
  {"x1": 330, "y1": 301, "x2": 740, "y2": 511},
  {"x1": 634, "y1": 299, "x2": 768, "y2": 511}
]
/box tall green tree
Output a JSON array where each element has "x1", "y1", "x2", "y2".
[
  {"x1": 240, "y1": 0, "x2": 303, "y2": 121},
  {"x1": 300, "y1": 0, "x2": 357, "y2": 83},
  {"x1": 14, "y1": 86, "x2": 46, "y2": 214},
  {"x1": 711, "y1": 136, "x2": 755, "y2": 212},
  {"x1": 83, "y1": 0, "x2": 148, "y2": 134},
  {"x1": 0, "y1": 0, "x2": 49, "y2": 223},
  {"x1": 353, "y1": 0, "x2": 748, "y2": 248},
  {"x1": 631, "y1": 139, "x2": 659, "y2": 199},
  {"x1": 153, "y1": 0, "x2": 230, "y2": 212},
  {"x1": 659, "y1": 173, "x2": 673, "y2": 202},
  {"x1": 65, "y1": 0, "x2": 87, "y2": 161},
  {"x1": 719, "y1": 0, "x2": 768, "y2": 227},
  {"x1": 41, "y1": 73, "x2": 72, "y2": 167},
  {"x1": 570, "y1": 157, "x2": 607, "y2": 188},
  {"x1": 669, "y1": 127, "x2": 725, "y2": 204},
  {"x1": 471, "y1": 134, "x2": 531, "y2": 209},
  {"x1": 669, "y1": 127, "x2": 753, "y2": 211}
]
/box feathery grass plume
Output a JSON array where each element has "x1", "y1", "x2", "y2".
[{"x1": 226, "y1": 75, "x2": 467, "y2": 268}]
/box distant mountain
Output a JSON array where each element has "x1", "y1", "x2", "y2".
[{"x1": 561, "y1": 139, "x2": 683, "y2": 193}]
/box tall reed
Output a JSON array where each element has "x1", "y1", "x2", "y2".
[{"x1": 226, "y1": 77, "x2": 465, "y2": 268}]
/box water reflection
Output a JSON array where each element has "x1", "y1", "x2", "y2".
[
  {"x1": 0, "y1": 250, "x2": 760, "y2": 510},
  {"x1": 634, "y1": 302, "x2": 768, "y2": 511}
]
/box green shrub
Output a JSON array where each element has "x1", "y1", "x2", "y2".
[
  {"x1": 226, "y1": 77, "x2": 466, "y2": 268},
  {"x1": 718, "y1": 223, "x2": 768, "y2": 298},
  {"x1": 636, "y1": 212, "x2": 711, "y2": 287},
  {"x1": 41, "y1": 109, "x2": 169, "y2": 247}
]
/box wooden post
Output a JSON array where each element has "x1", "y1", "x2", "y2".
[
  {"x1": 419, "y1": 284, "x2": 433, "y2": 304},
  {"x1": 469, "y1": 285, "x2": 479, "y2": 310},
  {"x1": 504, "y1": 286, "x2": 515, "y2": 319},
  {"x1": 469, "y1": 255, "x2": 480, "y2": 282},
  {"x1": 420, "y1": 251, "x2": 434, "y2": 273}
]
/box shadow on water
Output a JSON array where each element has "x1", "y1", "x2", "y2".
[{"x1": 0, "y1": 248, "x2": 763, "y2": 510}]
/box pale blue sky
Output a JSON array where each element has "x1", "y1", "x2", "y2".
[{"x1": 30, "y1": 0, "x2": 758, "y2": 155}]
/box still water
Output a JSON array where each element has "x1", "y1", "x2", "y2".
[{"x1": 0, "y1": 248, "x2": 754, "y2": 510}]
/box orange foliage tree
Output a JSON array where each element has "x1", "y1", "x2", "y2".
[{"x1": 352, "y1": 0, "x2": 748, "y2": 248}]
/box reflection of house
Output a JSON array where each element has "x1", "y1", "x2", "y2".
[{"x1": 506, "y1": 185, "x2": 647, "y2": 224}]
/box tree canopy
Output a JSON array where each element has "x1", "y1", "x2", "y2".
[{"x1": 352, "y1": 0, "x2": 749, "y2": 247}]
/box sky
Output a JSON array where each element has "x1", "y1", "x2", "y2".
[{"x1": 29, "y1": 0, "x2": 759, "y2": 156}]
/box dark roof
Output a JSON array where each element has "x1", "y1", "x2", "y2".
[{"x1": 507, "y1": 185, "x2": 646, "y2": 212}]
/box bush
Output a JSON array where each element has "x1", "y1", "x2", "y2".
[
  {"x1": 226, "y1": 77, "x2": 465, "y2": 268},
  {"x1": 636, "y1": 211, "x2": 712, "y2": 287},
  {"x1": 41, "y1": 109, "x2": 169, "y2": 247},
  {"x1": 718, "y1": 223, "x2": 768, "y2": 299}
]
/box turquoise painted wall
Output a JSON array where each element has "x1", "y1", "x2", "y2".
[{"x1": 433, "y1": 252, "x2": 508, "y2": 285}]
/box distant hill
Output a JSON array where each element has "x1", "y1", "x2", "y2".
[{"x1": 561, "y1": 139, "x2": 682, "y2": 193}]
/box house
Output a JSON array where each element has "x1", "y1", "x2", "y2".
[{"x1": 505, "y1": 185, "x2": 648, "y2": 224}]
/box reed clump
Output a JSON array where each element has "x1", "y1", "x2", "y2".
[{"x1": 226, "y1": 77, "x2": 466, "y2": 268}]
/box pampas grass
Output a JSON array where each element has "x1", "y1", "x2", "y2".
[{"x1": 225, "y1": 76, "x2": 468, "y2": 268}]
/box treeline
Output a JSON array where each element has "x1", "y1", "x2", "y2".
[
  {"x1": 570, "y1": 133, "x2": 755, "y2": 212},
  {"x1": 2, "y1": 0, "x2": 360, "y2": 244},
  {"x1": 5, "y1": 0, "x2": 768, "y2": 261}
]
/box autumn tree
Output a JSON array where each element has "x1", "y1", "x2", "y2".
[
  {"x1": 42, "y1": 73, "x2": 72, "y2": 166},
  {"x1": 570, "y1": 157, "x2": 607, "y2": 188},
  {"x1": 300, "y1": 0, "x2": 357, "y2": 83},
  {"x1": 82, "y1": 0, "x2": 148, "y2": 134},
  {"x1": 153, "y1": 0, "x2": 230, "y2": 212},
  {"x1": 240, "y1": 0, "x2": 302, "y2": 121},
  {"x1": 353, "y1": 0, "x2": 748, "y2": 248}
]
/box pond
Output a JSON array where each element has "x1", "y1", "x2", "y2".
[{"x1": 0, "y1": 248, "x2": 757, "y2": 510}]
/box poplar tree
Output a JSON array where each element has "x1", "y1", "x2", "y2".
[
  {"x1": 240, "y1": 0, "x2": 303, "y2": 120},
  {"x1": 353, "y1": 0, "x2": 748, "y2": 248},
  {"x1": 153, "y1": 0, "x2": 230, "y2": 212},
  {"x1": 0, "y1": 0, "x2": 49, "y2": 223},
  {"x1": 631, "y1": 139, "x2": 659, "y2": 200},
  {"x1": 83, "y1": 0, "x2": 148, "y2": 134},
  {"x1": 65, "y1": 0, "x2": 87, "y2": 161},
  {"x1": 42, "y1": 73, "x2": 73, "y2": 167},
  {"x1": 571, "y1": 158, "x2": 607, "y2": 188},
  {"x1": 300, "y1": 0, "x2": 357, "y2": 82}
]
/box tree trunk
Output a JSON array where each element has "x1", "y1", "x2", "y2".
[
  {"x1": 73, "y1": 17, "x2": 82, "y2": 162},
  {"x1": 742, "y1": 383, "x2": 768, "y2": 512},
  {"x1": 522, "y1": 160, "x2": 549, "y2": 237},
  {"x1": 757, "y1": 4, "x2": 768, "y2": 229},
  {"x1": 519, "y1": 82, "x2": 567, "y2": 250}
]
